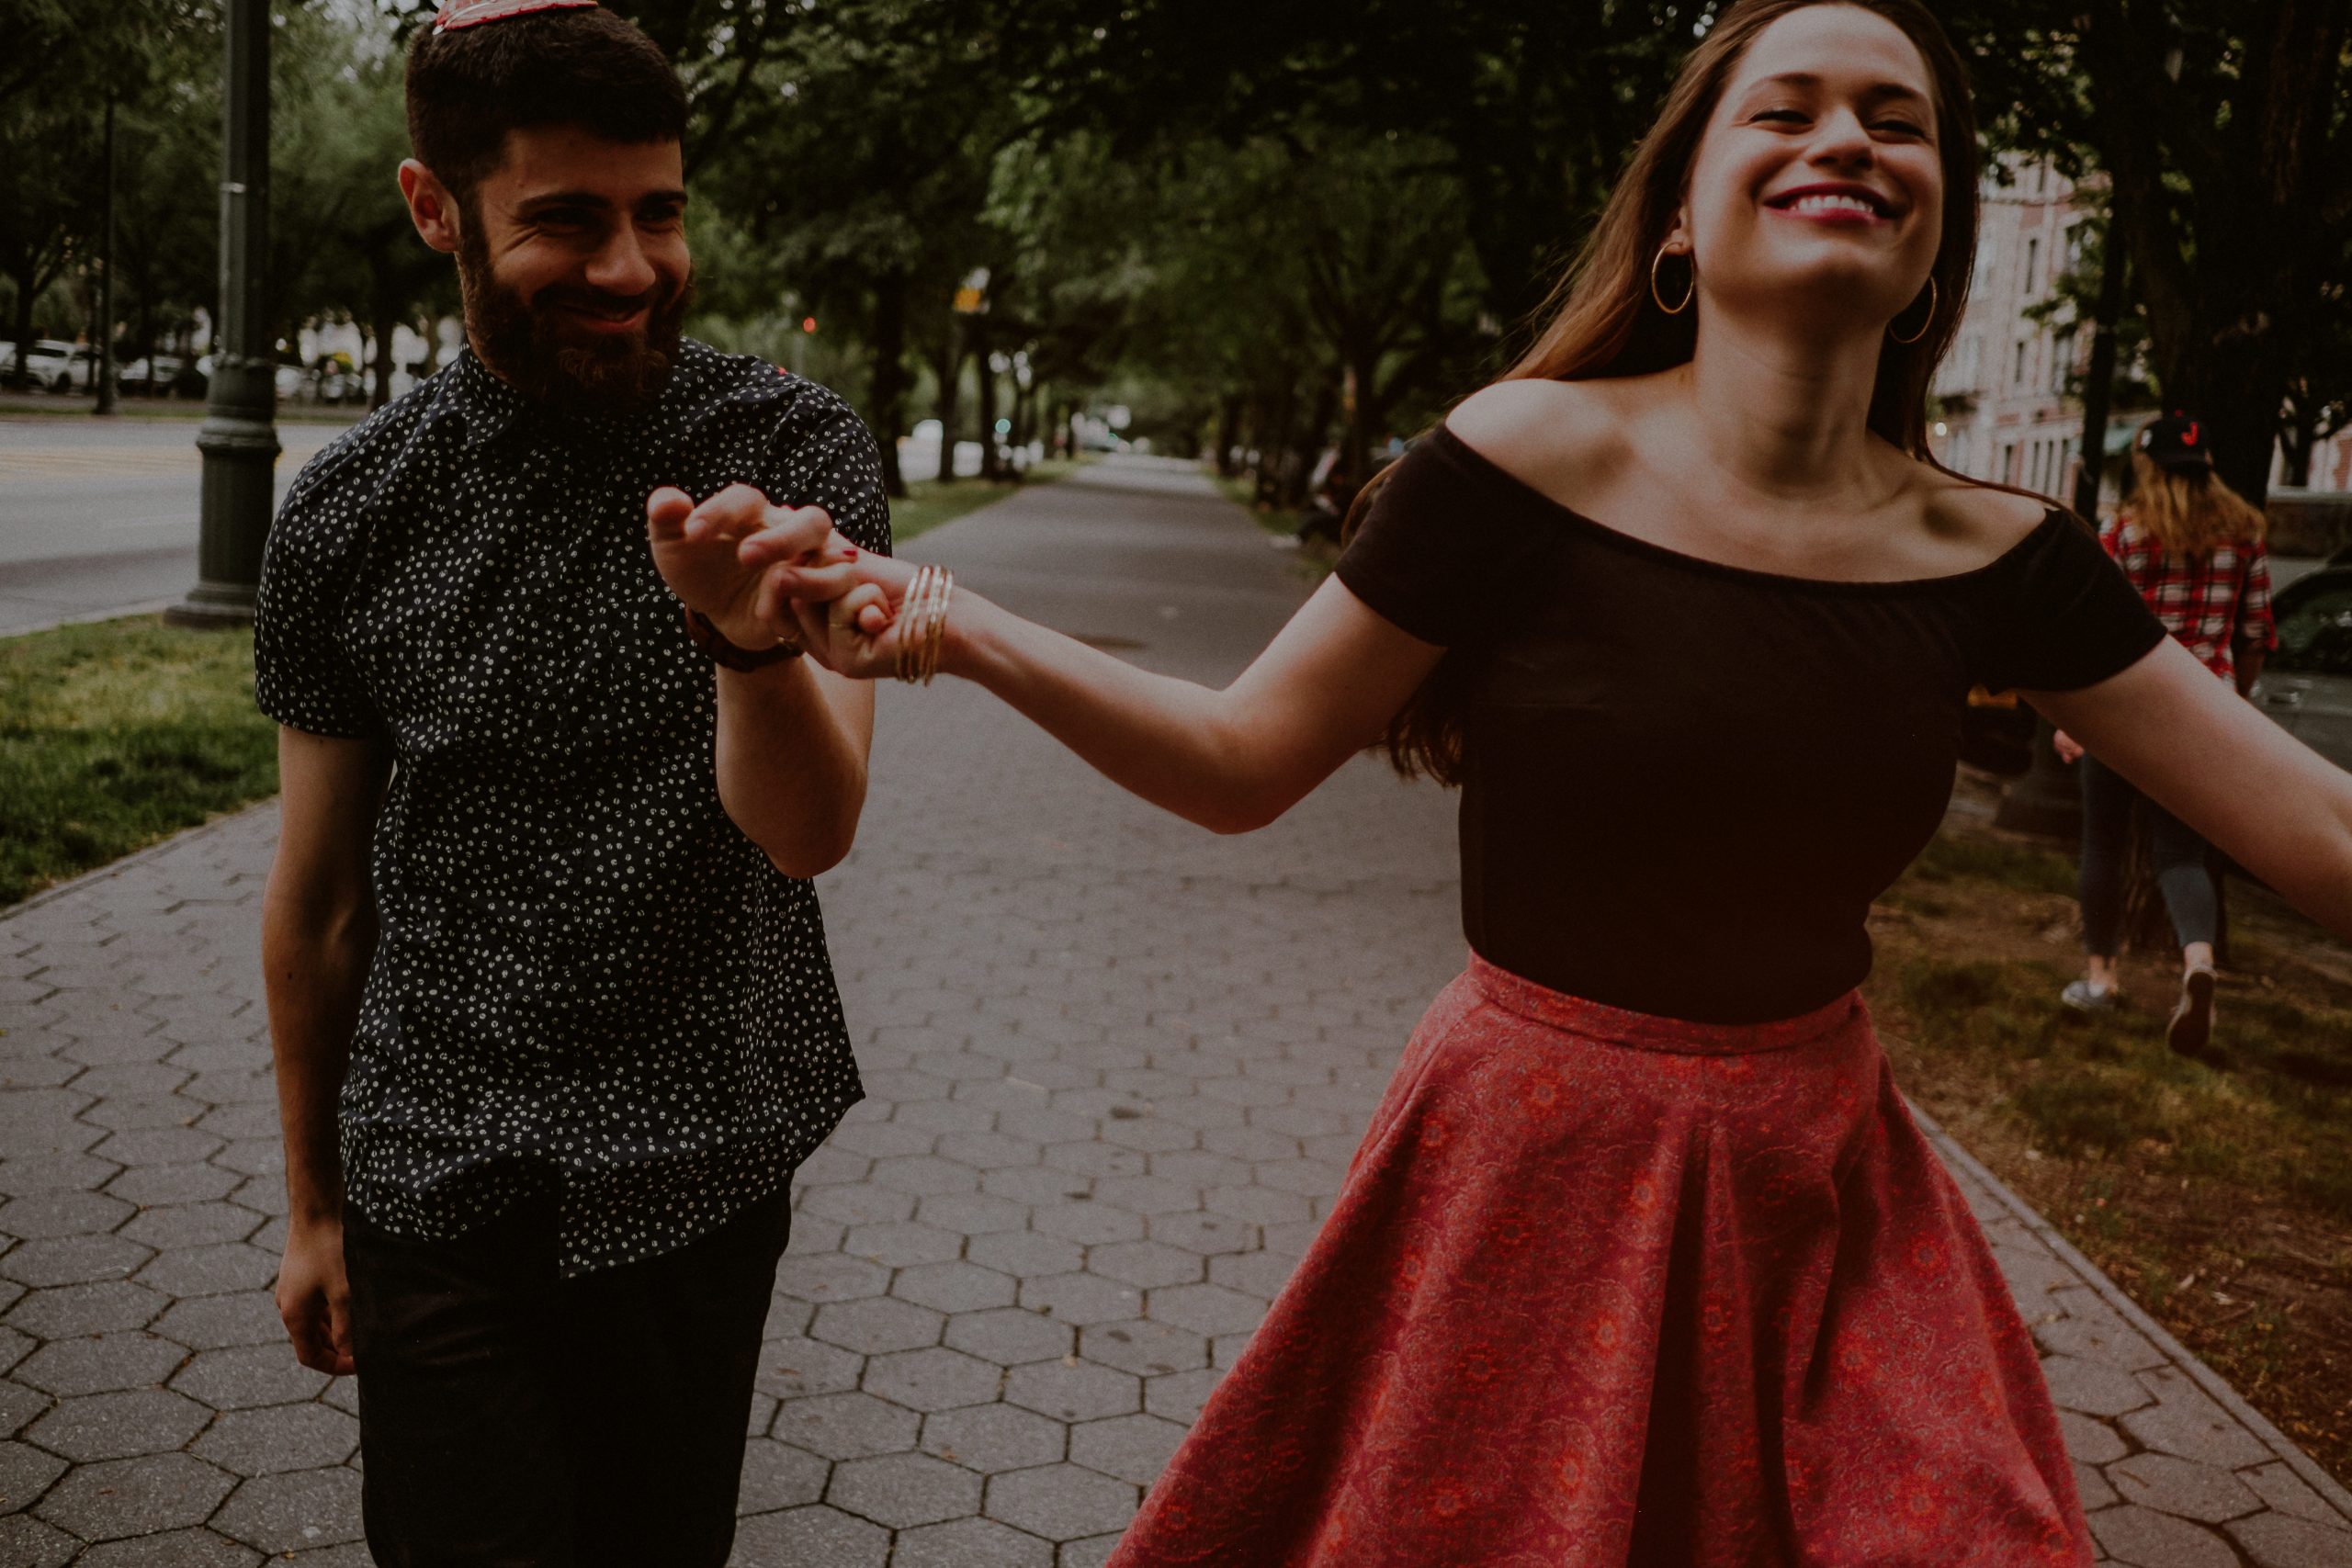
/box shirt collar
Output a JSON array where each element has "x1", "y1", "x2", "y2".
[
  {"x1": 450, "y1": 346, "x2": 532, "y2": 451},
  {"x1": 448, "y1": 341, "x2": 695, "y2": 454}
]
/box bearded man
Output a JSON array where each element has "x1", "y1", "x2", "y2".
[{"x1": 251, "y1": 5, "x2": 887, "y2": 1561}]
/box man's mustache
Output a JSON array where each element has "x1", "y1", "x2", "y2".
[{"x1": 534, "y1": 284, "x2": 672, "y2": 319}]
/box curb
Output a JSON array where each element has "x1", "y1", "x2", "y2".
[
  {"x1": 0, "y1": 600, "x2": 178, "y2": 641},
  {"x1": 1911, "y1": 1100, "x2": 2352, "y2": 1520},
  {"x1": 0, "y1": 798, "x2": 280, "y2": 925}
]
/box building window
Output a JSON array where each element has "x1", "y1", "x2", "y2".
[
  {"x1": 2014, "y1": 340, "x2": 2030, "y2": 387},
  {"x1": 2024, "y1": 235, "x2": 2041, "y2": 297},
  {"x1": 2001, "y1": 442, "x2": 2018, "y2": 484}
]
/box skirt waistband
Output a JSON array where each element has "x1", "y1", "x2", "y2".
[{"x1": 1464, "y1": 953, "x2": 1864, "y2": 1056}]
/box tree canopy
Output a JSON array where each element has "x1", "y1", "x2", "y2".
[{"x1": 9, "y1": 0, "x2": 2348, "y2": 505}]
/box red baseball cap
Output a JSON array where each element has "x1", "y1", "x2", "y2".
[{"x1": 434, "y1": 0, "x2": 600, "y2": 32}]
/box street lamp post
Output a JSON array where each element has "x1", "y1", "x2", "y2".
[{"x1": 170, "y1": 0, "x2": 277, "y2": 629}]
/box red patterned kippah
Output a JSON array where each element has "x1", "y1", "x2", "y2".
[{"x1": 434, "y1": 0, "x2": 600, "y2": 31}]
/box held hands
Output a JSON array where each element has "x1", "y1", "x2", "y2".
[
  {"x1": 738, "y1": 521, "x2": 922, "y2": 681},
  {"x1": 646, "y1": 484, "x2": 916, "y2": 673},
  {"x1": 646, "y1": 484, "x2": 851, "y2": 654},
  {"x1": 2053, "y1": 730, "x2": 2085, "y2": 764}
]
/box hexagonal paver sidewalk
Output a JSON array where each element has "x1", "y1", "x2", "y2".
[{"x1": 5, "y1": 457, "x2": 2347, "y2": 1566}]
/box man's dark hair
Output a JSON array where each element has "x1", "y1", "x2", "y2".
[{"x1": 405, "y1": 9, "x2": 689, "y2": 206}]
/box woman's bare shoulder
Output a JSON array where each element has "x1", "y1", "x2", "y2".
[
  {"x1": 1916, "y1": 465, "x2": 2061, "y2": 558},
  {"x1": 1443, "y1": 378, "x2": 1634, "y2": 497}
]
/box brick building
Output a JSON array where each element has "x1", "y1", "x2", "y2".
[{"x1": 1930, "y1": 161, "x2": 2352, "y2": 504}]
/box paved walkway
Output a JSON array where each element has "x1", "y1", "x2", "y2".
[{"x1": 2, "y1": 457, "x2": 2347, "y2": 1566}]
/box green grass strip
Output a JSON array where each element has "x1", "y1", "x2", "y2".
[
  {"x1": 0, "y1": 457, "x2": 1092, "y2": 908},
  {"x1": 0, "y1": 616, "x2": 279, "y2": 908}
]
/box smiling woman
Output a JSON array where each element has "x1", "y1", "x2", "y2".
[{"x1": 714, "y1": 0, "x2": 2352, "y2": 1562}]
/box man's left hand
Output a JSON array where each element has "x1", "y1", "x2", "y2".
[{"x1": 647, "y1": 484, "x2": 837, "y2": 651}]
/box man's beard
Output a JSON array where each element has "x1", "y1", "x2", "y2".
[{"x1": 457, "y1": 225, "x2": 692, "y2": 420}]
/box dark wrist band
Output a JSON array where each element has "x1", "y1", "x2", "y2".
[{"x1": 683, "y1": 606, "x2": 803, "y2": 671}]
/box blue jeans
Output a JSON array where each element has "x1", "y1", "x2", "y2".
[{"x1": 2076, "y1": 756, "x2": 2217, "y2": 957}]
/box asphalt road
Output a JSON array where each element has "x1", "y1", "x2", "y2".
[{"x1": 0, "y1": 418, "x2": 348, "y2": 635}]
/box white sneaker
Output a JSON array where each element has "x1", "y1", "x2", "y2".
[{"x1": 2061, "y1": 978, "x2": 2120, "y2": 1013}]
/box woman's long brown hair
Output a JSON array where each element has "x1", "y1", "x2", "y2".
[
  {"x1": 1356, "y1": 0, "x2": 1985, "y2": 783},
  {"x1": 2122, "y1": 445, "x2": 2268, "y2": 558}
]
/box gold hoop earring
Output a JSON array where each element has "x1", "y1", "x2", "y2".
[
  {"x1": 1889, "y1": 277, "x2": 1938, "y2": 344},
  {"x1": 1650, "y1": 245, "x2": 1695, "y2": 316}
]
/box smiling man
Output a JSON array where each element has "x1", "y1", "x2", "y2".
[{"x1": 249, "y1": 4, "x2": 888, "y2": 1562}]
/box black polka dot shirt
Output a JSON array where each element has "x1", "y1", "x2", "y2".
[{"x1": 254, "y1": 340, "x2": 890, "y2": 1275}]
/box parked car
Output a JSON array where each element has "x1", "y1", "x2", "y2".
[
  {"x1": 2250, "y1": 565, "x2": 2352, "y2": 773},
  {"x1": 52, "y1": 344, "x2": 100, "y2": 392},
  {"x1": 120, "y1": 354, "x2": 187, "y2": 396},
  {"x1": 184, "y1": 355, "x2": 310, "y2": 401},
  {"x1": 5, "y1": 340, "x2": 85, "y2": 391}
]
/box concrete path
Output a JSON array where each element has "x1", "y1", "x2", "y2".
[{"x1": 1, "y1": 456, "x2": 2347, "y2": 1565}]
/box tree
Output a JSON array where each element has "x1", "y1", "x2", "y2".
[
  {"x1": 2279, "y1": 280, "x2": 2352, "y2": 488},
  {"x1": 0, "y1": 92, "x2": 94, "y2": 384},
  {"x1": 1951, "y1": 1, "x2": 2352, "y2": 505},
  {"x1": 695, "y1": 0, "x2": 1015, "y2": 495},
  {"x1": 1, "y1": 0, "x2": 216, "y2": 386},
  {"x1": 916, "y1": 0, "x2": 1704, "y2": 344}
]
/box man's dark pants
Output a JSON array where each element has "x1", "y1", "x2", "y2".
[{"x1": 344, "y1": 1187, "x2": 792, "y2": 1567}]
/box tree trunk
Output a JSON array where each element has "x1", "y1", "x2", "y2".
[
  {"x1": 2279, "y1": 404, "x2": 2316, "y2": 488},
  {"x1": 371, "y1": 292, "x2": 399, "y2": 411},
  {"x1": 136, "y1": 296, "x2": 154, "y2": 395},
  {"x1": 8, "y1": 279, "x2": 34, "y2": 392},
  {"x1": 2071, "y1": 238, "x2": 2128, "y2": 520},
  {"x1": 2166, "y1": 334, "x2": 2290, "y2": 509},
  {"x1": 868, "y1": 269, "x2": 911, "y2": 500},
  {"x1": 1284, "y1": 378, "x2": 1340, "y2": 509},
  {"x1": 932, "y1": 328, "x2": 963, "y2": 483},
  {"x1": 1257, "y1": 385, "x2": 1299, "y2": 507},
  {"x1": 1010, "y1": 376, "x2": 1033, "y2": 467},
  {"x1": 975, "y1": 336, "x2": 1002, "y2": 481},
  {"x1": 1213, "y1": 393, "x2": 1245, "y2": 479}
]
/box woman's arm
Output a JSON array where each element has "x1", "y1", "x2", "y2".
[
  {"x1": 752, "y1": 543, "x2": 1447, "y2": 834},
  {"x1": 2029, "y1": 637, "x2": 2352, "y2": 938}
]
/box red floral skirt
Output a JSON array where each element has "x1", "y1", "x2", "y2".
[{"x1": 1106, "y1": 957, "x2": 2091, "y2": 1567}]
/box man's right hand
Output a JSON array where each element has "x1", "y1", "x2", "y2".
[
  {"x1": 647, "y1": 484, "x2": 842, "y2": 653},
  {"x1": 2053, "y1": 729, "x2": 2086, "y2": 764},
  {"x1": 278, "y1": 1215, "x2": 356, "y2": 1376}
]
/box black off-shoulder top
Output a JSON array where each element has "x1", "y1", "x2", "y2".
[{"x1": 1335, "y1": 425, "x2": 2168, "y2": 1024}]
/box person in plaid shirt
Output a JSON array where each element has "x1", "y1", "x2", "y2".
[{"x1": 2056, "y1": 412, "x2": 2278, "y2": 1055}]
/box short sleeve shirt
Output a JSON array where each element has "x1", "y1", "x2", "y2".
[
  {"x1": 254, "y1": 340, "x2": 891, "y2": 1274},
  {"x1": 1336, "y1": 426, "x2": 2166, "y2": 1024}
]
